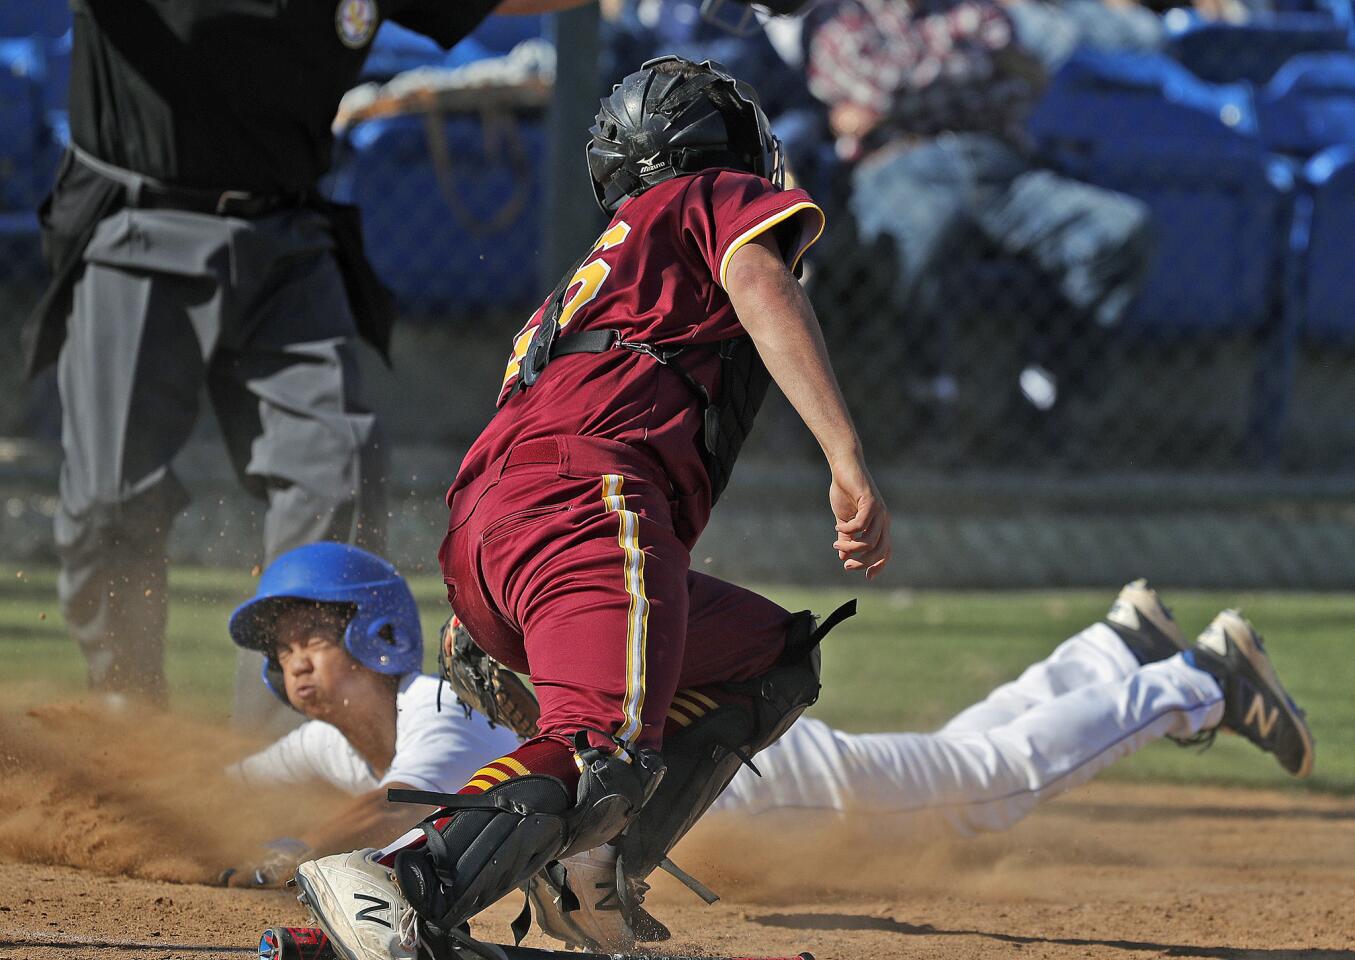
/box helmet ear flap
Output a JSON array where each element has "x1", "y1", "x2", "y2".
[
  {"x1": 356, "y1": 614, "x2": 418, "y2": 670},
  {"x1": 261, "y1": 656, "x2": 293, "y2": 709}
]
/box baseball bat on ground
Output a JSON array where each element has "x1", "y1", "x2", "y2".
[{"x1": 258, "y1": 926, "x2": 813, "y2": 960}]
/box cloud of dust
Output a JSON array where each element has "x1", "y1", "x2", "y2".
[
  {"x1": 665, "y1": 806, "x2": 1145, "y2": 907},
  {"x1": 0, "y1": 699, "x2": 346, "y2": 884}
]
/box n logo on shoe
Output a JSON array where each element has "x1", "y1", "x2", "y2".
[
  {"x1": 594, "y1": 884, "x2": 621, "y2": 912},
  {"x1": 1244, "y1": 694, "x2": 1279, "y2": 740},
  {"x1": 354, "y1": 893, "x2": 393, "y2": 929}
]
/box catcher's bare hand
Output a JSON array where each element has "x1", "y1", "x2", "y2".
[{"x1": 829, "y1": 459, "x2": 891, "y2": 581}]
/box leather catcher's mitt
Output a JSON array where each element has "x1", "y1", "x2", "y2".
[{"x1": 439, "y1": 616, "x2": 540, "y2": 738}]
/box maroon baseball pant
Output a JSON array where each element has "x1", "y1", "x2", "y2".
[{"x1": 439, "y1": 435, "x2": 791, "y2": 756}]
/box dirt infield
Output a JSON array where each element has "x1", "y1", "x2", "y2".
[{"x1": 2, "y1": 774, "x2": 1351, "y2": 960}]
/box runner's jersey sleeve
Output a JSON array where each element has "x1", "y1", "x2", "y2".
[{"x1": 228, "y1": 721, "x2": 376, "y2": 794}]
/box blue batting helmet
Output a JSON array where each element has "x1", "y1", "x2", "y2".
[{"x1": 229, "y1": 542, "x2": 423, "y2": 706}]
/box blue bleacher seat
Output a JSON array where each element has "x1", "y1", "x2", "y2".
[
  {"x1": 1298, "y1": 144, "x2": 1355, "y2": 340},
  {"x1": 0, "y1": 37, "x2": 50, "y2": 211},
  {"x1": 1257, "y1": 52, "x2": 1355, "y2": 154},
  {"x1": 1075, "y1": 148, "x2": 1295, "y2": 335},
  {"x1": 43, "y1": 28, "x2": 69, "y2": 115},
  {"x1": 1063, "y1": 142, "x2": 1300, "y2": 461},
  {"x1": 0, "y1": 0, "x2": 70, "y2": 38},
  {"x1": 361, "y1": 23, "x2": 450, "y2": 80},
  {"x1": 1029, "y1": 50, "x2": 1258, "y2": 164},
  {"x1": 471, "y1": 15, "x2": 543, "y2": 54},
  {"x1": 1166, "y1": 14, "x2": 1350, "y2": 85},
  {"x1": 362, "y1": 17, "x2": 544, "y2": 81},
  {"x1": 327, "y1": 113, "x2": 544, "y2": 317}
]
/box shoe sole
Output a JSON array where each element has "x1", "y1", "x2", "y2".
[
  {"x1": 1229, "y1": 624, "x2": 1315, "y2": 779},
  {"x1": 294, "y1": 867, "x2": 362, "y2": 960}
]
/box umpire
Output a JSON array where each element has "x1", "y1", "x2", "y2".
[{"x1": 22, "y1": 0, "x2": 579, "y2": 712}]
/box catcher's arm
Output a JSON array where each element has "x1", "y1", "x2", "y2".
[{"x1": 439, "y1": 616, "x2": 540, "y2": 739}]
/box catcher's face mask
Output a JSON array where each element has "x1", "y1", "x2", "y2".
[{"x1": 640, "y1": 54, "x2": 786, "y2": 190}]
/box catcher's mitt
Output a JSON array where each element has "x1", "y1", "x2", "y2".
[{"x1": 439, "y1": 616, "x2": 540, "y2": 738}]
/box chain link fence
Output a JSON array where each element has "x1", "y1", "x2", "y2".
[{"x1": 4, "y1": 0, "x2": 1355, "y2": 585}]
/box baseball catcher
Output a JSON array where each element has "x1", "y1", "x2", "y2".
[{"x1": 292, "y1": 55, "x2": 890, "y2": 960}]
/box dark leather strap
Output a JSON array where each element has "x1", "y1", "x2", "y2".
[
  {"x1": 812, "y1": 599, "x2": 857, "y2": 642},
  {"x1": 547, "y1": 328, "x2": 620, "y2": 357}
]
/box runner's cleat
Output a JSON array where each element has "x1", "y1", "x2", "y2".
[
  {"x1": 1187, "y1": 610, "x2": 1315, "y2": 778},
  {"x1": 1103, "y1": 578, "x2": 1188, "y2": 665}
]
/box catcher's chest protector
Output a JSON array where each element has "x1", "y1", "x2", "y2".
[{"x1": 504, "y1": 250, "x2": 770, "y2": 505}]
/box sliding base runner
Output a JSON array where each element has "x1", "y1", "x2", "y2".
[{"x1": 258, "y1": 927, "x2": 812, "y2": 960}]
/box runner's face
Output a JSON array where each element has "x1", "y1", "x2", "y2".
[{"x1": 272, "y1": 605, "x2": 370, "y2": 720}]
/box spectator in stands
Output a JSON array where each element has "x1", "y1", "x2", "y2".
[
  {"x1": 1003, "y1": 0, "x2": 1258, "y2": 74},
  {"x1": 806, "y1": 0, "x2": 1153, "y2": 422},
  {"x1": 1005, "y1": 0, "x2": 1166, "y2": 70}
]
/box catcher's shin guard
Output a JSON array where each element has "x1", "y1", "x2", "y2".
[
  {"x1": 618, "y1": 600, "x2": 856, "y2": 884},
  {"x1": 388, "y1": 738, "x2": 664, "y2": 939}
]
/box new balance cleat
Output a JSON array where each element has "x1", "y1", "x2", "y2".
[
  {"x1": 1189, "y1": 610, "x2": 1315, "y2": 778},
  {"x1": 294, "y1": 849, "x2": 417, "y2": 960},
  {"x1": 1103, "y1": 578, "x2": 1188, "y2": 665},
  {"x1": 526, "y1": 844, "x2": 669, "y2": 952}
]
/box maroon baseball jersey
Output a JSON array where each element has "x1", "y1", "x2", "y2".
[{"x1": 451, "y1": 169, "x2": 825, "y2": 542}]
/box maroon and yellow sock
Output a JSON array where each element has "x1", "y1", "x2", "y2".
[{"x1": 375, "y1": 736, "x2": 581, "y2": 865}]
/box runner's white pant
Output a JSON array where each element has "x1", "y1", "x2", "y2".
[{"x1": 711, "y1": 624, "x2": 1225, "y2": 835}]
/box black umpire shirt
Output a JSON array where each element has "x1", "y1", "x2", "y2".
[
  {"x1": 69, "y1": 0, "x2": 502, "y2": 192},
  {"x1": 25, "y1": 0, "x2": 501, "y2": 375}
]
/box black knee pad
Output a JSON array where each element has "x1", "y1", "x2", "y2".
[
  {"x1": 619, "y1": 600, "x2": 855, "y2": 883},
  {"x1": 389, "y1": 741, "x2": 664, "y2": 934}
]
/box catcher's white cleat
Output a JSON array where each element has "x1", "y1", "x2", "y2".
[
  {"x1": 294, "y1": 849, "x2": 418, "y2": 960},
  {"x1": 526, "y1": 844, "x2": 669, "y2": 952}
]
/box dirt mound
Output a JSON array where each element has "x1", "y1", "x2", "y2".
[{"x1": 0, "y1": 701, "x2": 344, "y2": 884}]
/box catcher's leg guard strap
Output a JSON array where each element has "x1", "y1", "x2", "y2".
[
  {"x1": 619, "y1": 600, "x2": 856, "y2": 882},
  {"x1": 389, "y1": 741, "x2": 664, "y2": 933}
]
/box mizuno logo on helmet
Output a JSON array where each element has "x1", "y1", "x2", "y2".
[{"x1": 638, "y1": 151, "x2": 668, "y2": 174}]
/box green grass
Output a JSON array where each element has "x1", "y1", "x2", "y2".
[{"x1": 2, "y1": 565, "x2": 1349, "y2": 793}]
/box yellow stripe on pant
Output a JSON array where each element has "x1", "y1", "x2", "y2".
[{"x1": 601, "y1": 473, "x2": 649, "y2": 748}]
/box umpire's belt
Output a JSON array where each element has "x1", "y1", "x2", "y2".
[{"x1": 72, "y1": 145, "x2": 305, "y2": 218}]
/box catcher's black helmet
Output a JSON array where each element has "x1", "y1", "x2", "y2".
[{"x1": 587, "y1": 55, "x2": 784, "y2": 213}]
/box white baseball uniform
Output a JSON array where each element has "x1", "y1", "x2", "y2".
[
  {"x1": 711, "y1": 623, "x2": 1224, "y2": 834},
  {"x1": 230, "y1": 673, "x2": 520, "y2": 794},
  {"x1": 241, "y1": 626, "x2": 1224, "y2": 839}
]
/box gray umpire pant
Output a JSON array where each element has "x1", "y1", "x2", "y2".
[{"x1": 55, "y1": 195, "x2": 387, "y2": 725}]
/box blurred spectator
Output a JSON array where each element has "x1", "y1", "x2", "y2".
[
  {"x1": 1006, "y1": 0, "x2": 1167, "y2": 71},
  {"x1": 806, "y1": 0, "x2": 1153, "y2": 420},
  {"x1": 1005, "y1": 0, "x2": 1259, "y2": 74}
]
